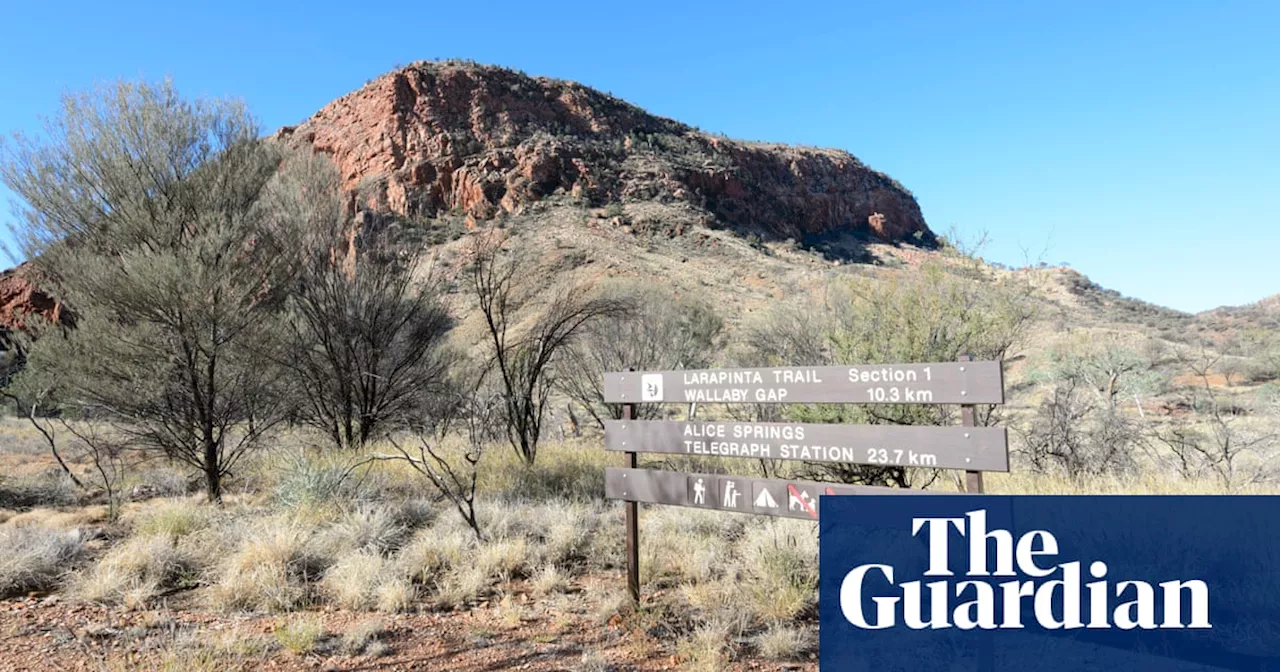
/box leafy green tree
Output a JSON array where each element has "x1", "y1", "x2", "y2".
[
  {"x1": 744, "y1": 264, "x2": 1035, "y2": 486},
  {"x1": 0, "y1": 80, "x2": 299, "y2": 502},
  {"x1": 1031, "y1": 332, "x2": 1164, "y2": 413}
]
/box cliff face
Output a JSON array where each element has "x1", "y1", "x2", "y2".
[
  {"x1": 0, "y1": 264, "x2": 72, "y2": 334},
  {"x1": 275, "y1": 61, "x2": 931, "y2": 244}
]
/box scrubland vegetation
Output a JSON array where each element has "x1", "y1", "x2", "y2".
[{"x1": 0, "y1": 79, "x2": 1277, "y2": 670}]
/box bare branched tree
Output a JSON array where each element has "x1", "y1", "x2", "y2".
[
  {"x1": 59, "y1": 419, "x2": 128, "y2": 521},
  {"x1": 1150, "y1": 347, "x2": 1277, "y2": 487},
  {"x1": 466, "y1": 233, "x2": 632, "y2": 465},
  {"x1": 277, "y1": 150, "x2": 457, "y2": 450},
  {"x1": 1, "y1": 349, "x2": 84, "y2": 489},
  {"x1": 376, "y1": 390, "x2": 500, "y2": 541},
  {"x1": 558, "y1": 284, "x2": 723, "y2": 428},
  {"x1": 1016, "y1": 377, "x2": 1140, "y2": 480}
]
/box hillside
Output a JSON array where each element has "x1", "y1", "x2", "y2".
[
  {"x1": 273, "y1": 61, "x2": 931, "y2": 248},
  {"x1": 2, "y1": 60, "x2": 1271, "y2": 346}
]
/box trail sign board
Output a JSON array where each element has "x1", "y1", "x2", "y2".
[
  {"x1": 605, "y1": 467, "x2": 940, "y2": 520},
  {"x1": 604, "y1": 355, "x2": 1006, "y2": 604},
  {"x1": 603, "y1": 420, "x2": 1009, "y2": 472},
  {"x1": 602, "y1": 361, "x2": 1003, "y2": 405}
]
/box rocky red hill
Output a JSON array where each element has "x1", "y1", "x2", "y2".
[
  {"x1": 0, "y1": 264, "x2": 71, "y2": 332},
  {"x1": 274, "y1": 61, "x2": 931, "y2": 244}
]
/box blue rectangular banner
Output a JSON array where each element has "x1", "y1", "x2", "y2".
[{"x1": 819, "y1": 496, "x2": 1280, "y2": 671}]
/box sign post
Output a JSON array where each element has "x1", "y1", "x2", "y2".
[
  {"x1": 959, "y1": 355, "x2": 984, "y2": 495},
  {"x1": 622, "y1": 401, "x2": 640, "y2": 605},
  {"x1": 601, "y1": 358, "x2": 1008, "y2": 605}
]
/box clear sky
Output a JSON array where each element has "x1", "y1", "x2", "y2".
[{"x1": 2, "y1": 0, "x2": 1276, "y2": 313}]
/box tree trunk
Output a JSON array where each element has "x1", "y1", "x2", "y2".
[{"x1": 203, "y1": 440, "x2": 222, "y2": 503}]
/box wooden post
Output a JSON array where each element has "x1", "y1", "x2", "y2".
[
  {"x1": 959, "y1": 354, "x2": 993, "y2": 671},
  {"x1": 959, "y1": 354, "x2": 983, "y2": 495},
  {"x1": 623, "y1": 400, "x2": 640, "y2": 605}
]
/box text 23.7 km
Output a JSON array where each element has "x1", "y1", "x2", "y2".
[{"x1": 602, "y1": 361, "x2": 1003, "y2": 405}]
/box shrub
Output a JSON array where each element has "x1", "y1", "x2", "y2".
[
  {"x1": 272, "y1": 449, "x2": 368, "y2": 510},
  {"x1": 747, "y1": 265, "x2": 1035, "y2": 486},
  {"x1": 0, "y1": 470, "x2": 79, "y2": 509}
]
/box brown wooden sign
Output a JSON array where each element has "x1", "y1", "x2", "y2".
[
  {"x1": 603, "y1": 420, "x2": 1009, "y2": 472},
  {"x1": 602, "y1": 361, "x2": 1003, "y2": 405},
  {"x1": 605, "y1": 467, "x2": 942, "y2": 520},
  {"x1": 605, "y1": 355, "x2": 1005, "y2": 604}
]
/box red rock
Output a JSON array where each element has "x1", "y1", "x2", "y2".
[
  {"x1": 0, "y1": 263, "x2": 73, "y2": 335},
  {"x1": 274, "y1": 61, "x2": 931, "y2": 245}
]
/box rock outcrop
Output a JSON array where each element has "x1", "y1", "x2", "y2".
[
  {"x1": 0, "y1": 263, "x2": 72, "y2": 334},
  {"x1": 275, "y1": 61, "x2": 931, "y2": 244}
]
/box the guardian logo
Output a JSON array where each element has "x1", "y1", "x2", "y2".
[{"x1": 840, "y1": 509, "x2": 1211, "y2": 631}]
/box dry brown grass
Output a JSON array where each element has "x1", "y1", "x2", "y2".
[
  {"x1": 207, "y1": 516, "x2": 318, "y2": 612},
  {"x1": 0, "y1": 525, "x2": 83, "y2": 598},
  {"x1": 5, "y1": 429, "x2": 1270, "y2": 670},
  {"x1": 753, "y1": 624, "x2": 813, "y2": 660},
  {"x1": 72, "y1": 533, "x2": 192, "y2": 606}
]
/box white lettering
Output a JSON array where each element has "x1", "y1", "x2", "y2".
[{"x1": 840, "y1": 564, "x2": 898, "y2": 629}]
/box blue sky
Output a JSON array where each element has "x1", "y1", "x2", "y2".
[{"x1": 2, "y1": 0, "x2": 1276, "y2": 312}]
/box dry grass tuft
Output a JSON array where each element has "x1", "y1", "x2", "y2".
[
  {"x1": 575, "y1": 649, "x2": 613, "y2": 672},
  {"x1": 736, "y1": 522, "x2": 817, "y2": 624},
  {"x1": 321, "y1": 551, "x2": 388, "y2": 610},
  {"x1": 677, "y1": 621, "x2": 733, "y2": 671},
  {"x1": 207, "y1": 517, "x2": 317, "y2": 612},
  {"x1": 375, "y1": 576, "x2": 417, "y2": 613},
  {"x1": 475, "y1": 537, "x2": 530, "y2": 582},
  {"x1": 590, "y1": 583, "x2": 633, "y2": 626},
  {"x1": 436, "y1": 564, "x2": 492, "y2": 607},
  {"x1": 753, "y1": 624, "x2": 813, "y2": 660},
  {"x1": 394, "y1": 525, "x2": 473, "y2": 584},
  {"x1": 0, "y1": 526, "x2": 83, "y2": 598},
  {"x1": 130, "y1": 499, "x2": 210, "y2": 539},
  {"x1": 314, "y1": 504, "x2": 409, "y2": 557},
  {"x1": 73, "y1": 533, "x2": 191, "y2": 605},
  {"x1": 272, "y1": 616, "x2": 326, "y2": 654},
  {"x1": 530, "y1": 563, "x2": 569, "y2": 596},
  {"x1": 340, "y1": 617, "x2": 386, "y2": 655},
  {"x1": 5, "y1": 506, "x2": 108, "y2": 530},
  {"x1": 494, "y1": 594, "x2": 526, "y2": 629}
]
